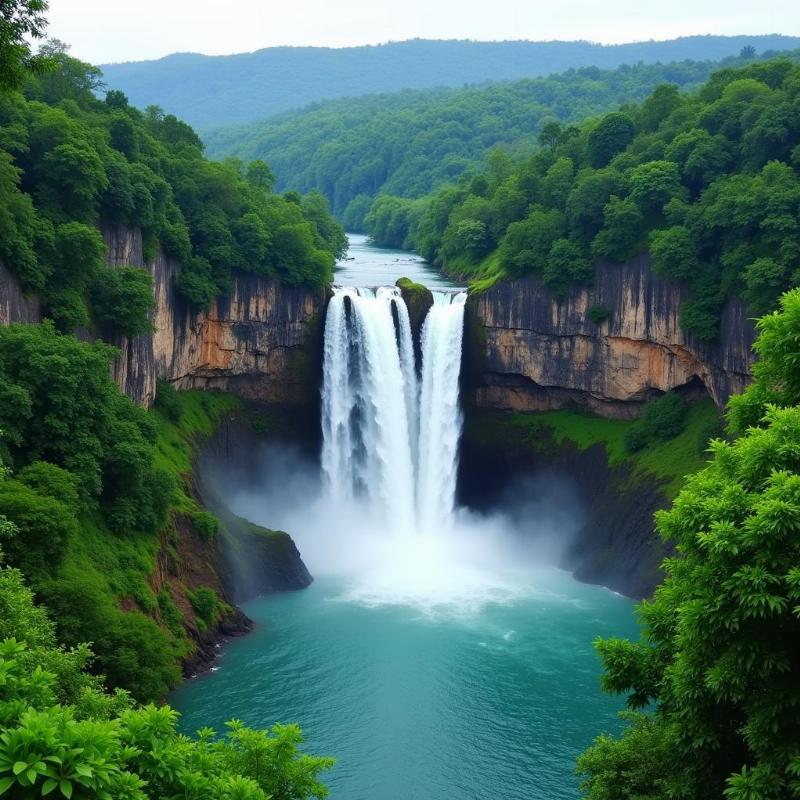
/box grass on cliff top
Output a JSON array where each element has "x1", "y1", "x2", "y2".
[
  {"x1": 468, "y1": 397, "x2": 721, "y2": 498},
  {"x1": 441, "y1": 250, "x2": 504, "y2": 294}
]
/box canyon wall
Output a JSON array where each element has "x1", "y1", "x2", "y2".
[
  {"x1": 465, "y1": 254, "x2": 756, "y2": 417},
  {"x1": 3, "y1": 237, "x2": 755, "y2": 416},
  {"x1": 1, "y1": 228, "x2": 325, "y2": 407},
  {"x1": 105, "y1": 227, "x2": 326, "y2": 406},
  {"x1": 0, "y1": 260, "x2": 41, "y2": 326}
]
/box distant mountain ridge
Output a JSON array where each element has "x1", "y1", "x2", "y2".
[{"x1": 100, "y1": 35, "x2": 800, "y2": 128}]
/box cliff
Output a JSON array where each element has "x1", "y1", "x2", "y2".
[
  {"x1": 465, "y1": 255, "x2": 756, "y2": 417},
  {"x1": 195, "y1": 414, "x2": 314, "y2": 603},
  {"x1": 103, "y1": 227, "x2": 326, "y2": 407},
  {"x1": 0, "y1": 260, "x2": 41, "y2": 326},
  {"x1": 459, "y1": 410, "x2": 670, "y2": 598}
]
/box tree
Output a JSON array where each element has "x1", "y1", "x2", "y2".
[
  {"x1": 499, "y1": 207, "x2": 565, "y2": 277},
  {"x1": 90, "y1": 266, "x2": 155, "y2": 337},
  {"x1": 742, "y1": 257, "x2": 787, "y2": 316},
  {"x1": 587, "y1": 112, "x2": 635, "y2": 168},
  {"x1": 543, "y1": 238, "x2": 592, "y2": 295},
  {"x1": 0, "y1": 0, "x2": 50, "y2": 90},
  {"x1": 649, "y1": 225, "x2": 698, "y2": 280},
  {"x1": 637, "y1": 83, "x2": 681, "y2": 132},
  {"x1": 246, "y1": 159, "x2": 275, "y2": 193},
  {"x1": 628, "y1": 160, "x2": 682, "y2": 213},
  {"x1": 539, "y1": 120, "x2": 565, "y2": 152},
  {"x1": 591, "y1": 197, "x2": 645, "y2": 262}
]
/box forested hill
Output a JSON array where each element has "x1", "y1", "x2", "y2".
[
  {"x1": 100, "y1": 35, "x2": 800, "y2": 129},
  {"x1": 204, "y1": 51, "x2": 798, "y2": 224},
  {"x1": 364, "y1": 57, "x2": 800, "y2": 344}
]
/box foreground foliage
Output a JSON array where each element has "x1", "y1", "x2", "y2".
[
  {"x1": 0, "y1": 561, "x2": 333, "y2": 799},
  {"x1": 578, "y1": 289, "x2": 800, "y2": 799}
]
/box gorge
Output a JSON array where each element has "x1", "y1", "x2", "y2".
[{"x1": 172, "y1": 244, "x2": 640, "y2": 799}]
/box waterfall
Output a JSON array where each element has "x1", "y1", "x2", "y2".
[
  {"x1": 416, "y1": 291, "x2": 467, "y2": 532},
  {"x1": 321, "y1": 286, "x2": 467, "y2": 535}
]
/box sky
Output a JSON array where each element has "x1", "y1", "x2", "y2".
[{"x1": 46, "y1": 0, "x2": 800, "y2": 64}]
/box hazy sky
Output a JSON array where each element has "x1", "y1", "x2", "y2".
[{"x1": 46, "y1": 0, "x2": 800, "y2": 64}]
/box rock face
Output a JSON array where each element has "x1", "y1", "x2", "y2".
[
  {"x1": 195, "y1": 416, "x2": 314, "y2": 603},
  {"x1": 0, "y1": 260, "x2": 41, "y2": 326},
  {"x1": 104, "y1": 227, "x2": 326, "y2": 406},
  {"x1": 1, "y1": 228, "x2": 325, "y2": 407},
  {"x1": 466, "y1": 255, "x2": 756, "y2": 417}
]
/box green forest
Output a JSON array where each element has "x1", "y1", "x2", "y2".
[
  {"x1": 364, "y1": 57, "x2": 800, "y2": 339},
  {"x1": 205, "y1": 54, "x2": 780, "y2": 222}
]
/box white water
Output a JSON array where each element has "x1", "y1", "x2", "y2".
[{"x1": 321, "y1": 286, "x2": 467, "y2": 535}]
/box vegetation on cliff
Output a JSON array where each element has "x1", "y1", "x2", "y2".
[
  {"x1": 578, "y1": 288, "x2": 800, "y2": 799},
  {"x1": 0, "y1": 39, "x2": 345, "y2": 333},
  {"x1": 464, "y1": 396, "x2": 721, "y2": 500},
  {"x1": 0, "y1": 317, "x2": 333, "y2": 795},
  {"x1": 365, "y1": 56, "x2": 800, "y2": 339},
  {"x1": 0, "y1": 322, "x2": 238, "y2": 699}
]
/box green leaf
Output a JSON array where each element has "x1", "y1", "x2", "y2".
[
  {"x1": 12, "y1": 763, "x2": 26, "y2": 776},
  {"x1": 42, "y1": 778, "x2": 58, "y2": 796},
  {"x1": 0, "y1": 777, "x2": 14, "y2": 795},
  {"x1": 59, "y1": 780, "x2": 72, "y2": 799}
]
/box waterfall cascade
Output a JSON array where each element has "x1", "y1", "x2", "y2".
[{"x1": 321, "y1": 286, "x2": 467, "y2": 535}]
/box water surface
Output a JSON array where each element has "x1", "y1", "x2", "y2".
[
  {"x1": 335, "y1": 233, "x2": 460, "y2": 289},
  {"x1": 172, "y1": 572, "x2": 636, "y2": 800}
]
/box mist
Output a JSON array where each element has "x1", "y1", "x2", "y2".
[{"x1": 202, "y1": 439, "x2": 585, "y2": 615}]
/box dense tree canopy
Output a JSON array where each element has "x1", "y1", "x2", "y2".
[
  {"x1": 366, "y1": 57, "x2": 800, "y2": 338},
  {"x1": 206, "y1": 57, "x2": 760, "y2": 223},
  {"x1": 0, "y1": 41, "x2": 344, "y2": 332},
  {"x1": 578, "y1": 288, "x2": 800, "y2": 799}
]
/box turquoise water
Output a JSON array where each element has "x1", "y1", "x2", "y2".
[
  {"x1": 335, "y1": 233, "x2": 461, "y2": 289},
  {"x1": 171, "y1": 570, "x2": 636, "y2": 799}
]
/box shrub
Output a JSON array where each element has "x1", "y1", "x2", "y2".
[
  {"x1": 90, "y1": 265, "x2": 155, "y2": 337},
  {"x1": 154, "y1": 378, "x2": 182, "y2": 423},
  {"x1": 189, "y1": 586, "x2": 221, "y2": 629},
  {"x1": 586, "y1": 304, "x2": 610, "y2": 324},
  {"x1": 624, "y1": 392, "x2": 687, "y2": 453},
  {"x1": 191, "y1": 510, "x2": 219, "y2": 540},
  {"x1": 157, "y1": 589, "x2": 185, "y2": 638}
]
